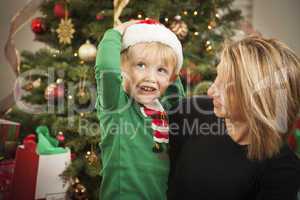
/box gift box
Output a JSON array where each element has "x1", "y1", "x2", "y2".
[
  {"x1": 0, "y1": 159, "x2": 15, "y2": 200},
  {"x1": 0, "y1": 119, "x2": 20, "y2": 158},
  {"x1": 11, "y1": 126, "x2": 71, "y2": 200}
]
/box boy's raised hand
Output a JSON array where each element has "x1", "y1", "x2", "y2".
[{"x1": 114, "y1": 20, "x2": 139, "y2": 35}]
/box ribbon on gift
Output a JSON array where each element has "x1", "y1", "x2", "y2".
[
  {"x1": 22, "y1": 134, "x2": 37, "y2": 152},
  {"x1": 36, "y1": 126, "x2": 67, "y2": 155}
]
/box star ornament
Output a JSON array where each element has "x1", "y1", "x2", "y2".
[{"x1": 56, "y1": 18, "x2": 75, "y2": 44}]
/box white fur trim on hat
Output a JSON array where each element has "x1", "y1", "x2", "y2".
[{"x1": 122, "y1": 23, "x2": 183, "y2": 74}]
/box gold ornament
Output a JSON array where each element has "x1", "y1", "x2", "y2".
[
  {"x1": 85, "y1": 150, "x2": 98, "y2": 165},
  {"x1": 24, "y1": 82, "x2": 33, "y2": 91},
  {"x1": 78, "y1": 40, "x2": 97, "y2": 62},
  {"x1": 169, "y1": 16, "x2": 188, "y2": 40},
  {"x1": 76, "y1": 90, "x2": 90, "y2": 106},
  {"x1": 56, "y1": 18, "x2": 75, "y2": 44},
  {"x1": 208, "y1": 20, "x2": 217, "y2": 30},
  {"x1": 32, "y1": 78, "x2": 41, "y2": 88},
  {"x1": 69, "y1": 178, "x2": 88, "y2": 200}
]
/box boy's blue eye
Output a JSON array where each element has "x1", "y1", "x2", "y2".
[
  {"x1": 158, "y1": 67, "x2": 168, "y2": 74},
  {"x1": 137, "y1": 62, "x2": 146, "y2": 68}
]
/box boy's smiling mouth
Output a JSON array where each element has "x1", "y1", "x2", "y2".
[
  {"x1": 140, "y1": 86, "x2": 156, "y2": 92},
  {"x1": 137, "y1": 84, "x2": 158, "y2": 94}
]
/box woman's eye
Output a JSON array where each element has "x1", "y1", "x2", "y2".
[{"x1": 137, "y1": 62, "x2": 146, "y2": 68}]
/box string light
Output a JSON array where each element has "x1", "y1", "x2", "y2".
[
  {"x1": 80, "y1": 60, "x2": 85, "y2": 64},
  {"x1": 215, "y1": 13, "x2": 220, "y2": 18},
  {"x1": 183, "y1": 10, "x2": 188, "y2": 15},
  {"x1": 206, "y1": 45, "x2": 213, "y2": 51},
  {"x1": 74, "y1": 52, "x2": 78, "y2": 57},
  {"x1": 194, "y1": 32, "x2": 199, "y2": 36},
  {"x1": 137, "y1": 14, "x2": 143, "y2": 19},
  {"x1": 206, "y1": 40, "x2": 211, "y2": 45},
  {"x1": 193, "y1": 11, "x2": 198, "y2": 16},
  {"x1": 80, "y1": 113, "x2": 85, "y2": 117},
  {"x1": 68, "y1": 95, "x2": 73, "y2": 99},
  {"x1": 164, "y1": 17, "x2": 169, "y2": 22},
  {"x1": 208, "y1": 25, "x2": 213, "y2": 30},
  {"x1": 145, "y1": 17, "x2": 149, "y2": 20}
]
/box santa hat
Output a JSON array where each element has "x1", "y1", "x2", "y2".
[{"x1": 122, "y1": 19, "x2": 183, "y2": 74}]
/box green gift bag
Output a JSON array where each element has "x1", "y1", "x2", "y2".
[{"x1": 36, "y1": 126, "x2": 67, "y2": 155}]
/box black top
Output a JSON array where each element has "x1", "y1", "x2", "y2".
[{"x1": 167, "y1": 96, "x2": 300, "y2": 200}]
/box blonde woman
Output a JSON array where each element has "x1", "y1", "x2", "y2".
[{"x1": 168, "y1": 37, "x2": 300, "y2": 200}]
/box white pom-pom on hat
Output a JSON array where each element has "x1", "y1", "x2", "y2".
[{"x1": 122, "y1": 19, "x2": 183, "y2": 74}]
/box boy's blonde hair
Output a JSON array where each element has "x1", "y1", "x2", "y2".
[
  {"x1": 121, "y1": 42, "x2": 178, "y2": 76},
  {"x1": 220, "y1": 36, "x2": 300, "y2": 160}
]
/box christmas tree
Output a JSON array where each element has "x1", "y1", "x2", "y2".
[{"x1": 4, "y1": 0, "x2": 242, "y2": 199}]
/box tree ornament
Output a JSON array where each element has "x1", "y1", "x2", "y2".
[
  {"x1": 68, "y1": 178, "x2": 88, "y2": 200},
  {"x1": 96, "y1": 13, "x2": 104, "y2": 21},
  {"x1": 32, "y1": 78, "x2": 41, "y2": 88},
  {"x1": 78, "y1": 40, "x2": 97, "y2": 62},
  {"x1": 76, "y1": 90, "x2": 91, "y2": 106},
  {"x1": 85, "y1": 150, "x2": 98, "y2": 166},
  {"x1": 208, "y1": 20, "x2": 217, "y2": 30},
  {"x1": 169, "y1": 16, "x2": 188, "y2": 40},
  {"x1": 56, "y1": 131, "x2": 65, "y2": 143},
  {"x1": 23, "y1": 82, "x2": 34, "y2": 91},
  {"x1": 44, "y1": 83, "x2": 64, "y2": 100},
  {"x1": 54, "y1": 2, "x2": 68, "y2": 18},
  {"x1": 31, "y1": 17, "x2": 46, "y2": 34},
  {"x1": 56, "y1": 18, "x2": 75, "y2": 45},
  {"x1": 71, "y1": 153, "x2": 76, "y2": 161}
]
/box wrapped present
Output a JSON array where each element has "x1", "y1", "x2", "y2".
[
  {"x1": 0, "y1": 119, "x2": 20, "y2": 158},
  {"x1": 11, "y1": 126, "x2": 70, "y2": 200},
  {"x1": 0, "y1": 159, "x2": 15, "y2": 200}
]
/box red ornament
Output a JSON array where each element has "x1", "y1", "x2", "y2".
[
  {"x1": 56, "y1": 133, "x2": 65, "y2": 143},
  {"x1": 96, "y1": 14, "x2": 104, "y2": 21},
  {"x1": 31, "y1": 18, "x2": 45, "y2": 34},
  {"x1": 54, "y1": 3, "x2": 68, "y2": 18},
  {"x1": 44, "y1": 83, "x2": 64, "y2": 100},
  {"x1": 71, "y1": 153, "x2": 76, "y2": 161}
]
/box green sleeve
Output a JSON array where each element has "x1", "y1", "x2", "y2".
[
  {"x1": 95, "y1": 29, "x2": 123, "y2": 112},
  {"x1": 161, "y1": 77, "x2": 186, "y2": 111}
]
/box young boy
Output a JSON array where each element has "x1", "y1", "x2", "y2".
[{"x1": 95, "y1": 19, "x2": 185, "y2": 199}]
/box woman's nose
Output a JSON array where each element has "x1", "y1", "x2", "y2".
[{"x1": 207, "y1": 83, "x2": 215, "y2": 98}]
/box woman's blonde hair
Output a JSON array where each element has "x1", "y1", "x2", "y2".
[
  {"x1": 121, "y1": 42, "x2": 178, "y2": 75},
  {"x1": 221, "y1": 36, "x2": 300, "y2": 160}
]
